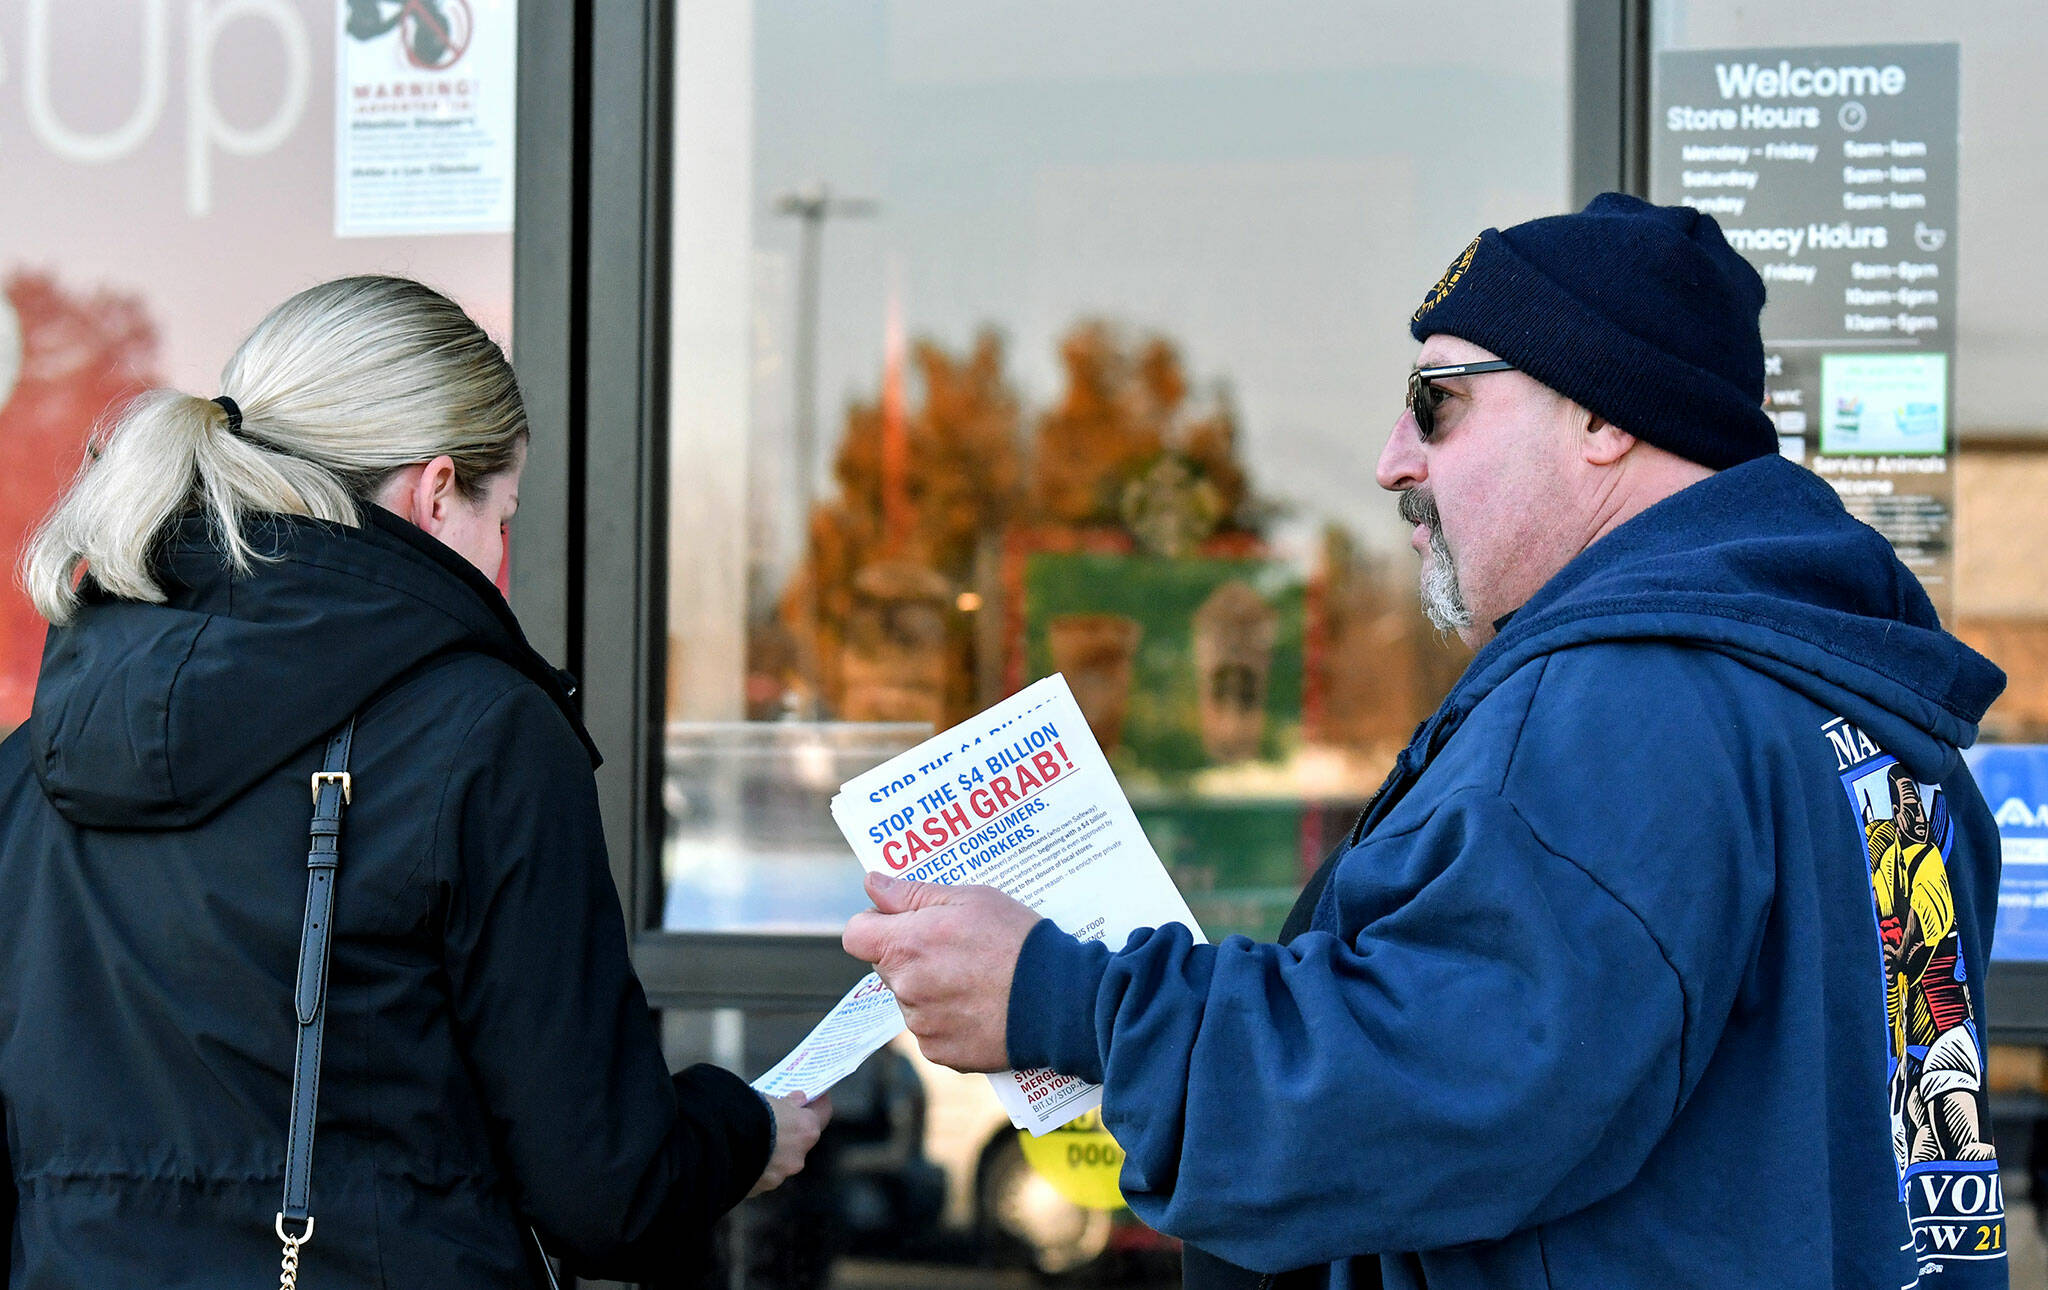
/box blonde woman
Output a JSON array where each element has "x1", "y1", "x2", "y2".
[{"x1": 0, "y1": 276, "x2": 827, "y2": 1287}]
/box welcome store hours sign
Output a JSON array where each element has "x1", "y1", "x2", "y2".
[{"x1": 1652, "y1": 44, "x2": 1959, "y2": 616}]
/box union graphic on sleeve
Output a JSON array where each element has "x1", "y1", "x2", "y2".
[{"x1": 1828, "y1": 717, "x2": 2006, "y2": 1281}]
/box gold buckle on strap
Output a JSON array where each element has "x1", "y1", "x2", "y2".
[{"x1": 310, "y1": 771, "x2": 352, "y2": 805}]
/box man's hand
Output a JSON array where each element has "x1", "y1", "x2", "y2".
[
  {"x1": 841, "y1": 872, "x2": 1041, "y2": 1073},
  {"x1": 749, "y1": 1091, "x2": 832, "y2": 1197}
]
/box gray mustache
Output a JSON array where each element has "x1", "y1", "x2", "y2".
[{"x1": 1398, "y1": 489, "x2": 1439, "y2": 529}]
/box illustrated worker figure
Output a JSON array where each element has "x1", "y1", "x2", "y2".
[
  {"x1": 844, "y1": 194, "x2": 2011, "y2": 1289},
  {"x1": 1868, "y1": 765, "x2": 1997, "y2": 1168}
]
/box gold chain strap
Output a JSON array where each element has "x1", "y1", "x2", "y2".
[{"x1": 275, "y1": 1214, "x2": 314, "y2": 1290}]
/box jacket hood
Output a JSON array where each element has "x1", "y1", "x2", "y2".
[
  {"x1": 29, "y1": 508, "x2": 595, "y2": 829},
  {"x1": 1432, "y1": 454, "x2": 2004, "y2": 780}
]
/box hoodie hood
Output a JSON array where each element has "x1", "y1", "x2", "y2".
[
  {"x1": 1426, "y1": 454, "x2": 2004, "y2": 782},
  {"x1": 29, "y1": 507, "x2": 595, "y2": 829}
]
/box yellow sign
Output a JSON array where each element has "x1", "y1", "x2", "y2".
[{"x1": 1018, "y1": 1110, "x2": 1127, "y2": 1211}]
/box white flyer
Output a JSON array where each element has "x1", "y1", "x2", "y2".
[
  {"x1": 750, "y1": 972, "x2": 904, "y2": 1099},
  {"x1": 829, "y1": 673, "x2": 1204, "y2": 1135}
]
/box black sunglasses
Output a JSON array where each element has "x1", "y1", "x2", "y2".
[{"x1": 1406, "y1": 360, "x2": 1518, "y2": 442}]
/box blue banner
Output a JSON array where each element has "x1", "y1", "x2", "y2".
[{"x1": 1963, "y1": 745, "x2": 2048, "y2": 962}]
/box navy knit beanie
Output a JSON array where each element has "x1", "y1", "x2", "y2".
[{"x1": 1409, "y1": 193, "x2": 1775, "y2": 470}]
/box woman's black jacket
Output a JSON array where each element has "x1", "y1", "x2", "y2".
[{"x1": 0, "y1": 510, "x2": 770, "y2": 1287}]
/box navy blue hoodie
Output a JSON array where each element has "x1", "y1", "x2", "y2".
[{"x1": 1008, "y1": 455, "x2": 2010, "y2": 1289}]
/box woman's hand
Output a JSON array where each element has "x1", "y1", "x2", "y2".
[{"x1": 749, "y1": 1091, "x2": 832, "y2": 1196}]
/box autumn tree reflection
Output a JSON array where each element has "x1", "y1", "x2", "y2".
[
  {"x1": 772, "y1": 329, "x2": 1022, "y2": 724},
  {"x1": 0, "y1": 273, "x2": 160, "y2": 730},
  {"x1": 764, "y1": 316, "x2": 1467, "y2": 830}
]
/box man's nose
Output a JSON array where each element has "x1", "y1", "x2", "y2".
[{"x1": 1376, "y1": 407, "x2": 1426, "y2": 493}]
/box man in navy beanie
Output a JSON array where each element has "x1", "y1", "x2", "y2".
[{"x1": 846, "y1": 195, "x2": 2010, "y2": 1290}]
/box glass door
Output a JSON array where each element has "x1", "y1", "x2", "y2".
[{"x1": 647, "y1": 2, "x2": 1572, "y2": 1284}]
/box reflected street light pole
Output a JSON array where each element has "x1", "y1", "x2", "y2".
[
  {"x1": 775, "y1": 183, "x2": 877, "y2": 714},
  {"x1": 777, "y1": 184, "x2": 878, "y2": 551}
]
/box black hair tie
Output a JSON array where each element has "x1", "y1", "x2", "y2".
[{"x1": 211, "y1": 395, "x2": 243, "y2": 433}]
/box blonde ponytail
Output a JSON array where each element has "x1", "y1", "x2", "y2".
[{"x1": 22, "y1": 276, "x2": 526, "y2": 625}]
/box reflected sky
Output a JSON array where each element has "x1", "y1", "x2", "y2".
[{"x1": 740, "y1": 0, "x2": 1568, "y2": 569}]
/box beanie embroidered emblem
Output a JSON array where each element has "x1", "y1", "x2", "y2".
[
  {"x1": 1408, "y1": 193, "x2": 1777, "y2": 470},
  {"x1": 1414, "y1": 235, "x2": 1481, "y2": 324}
]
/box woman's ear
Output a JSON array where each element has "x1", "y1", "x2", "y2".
[{"x1": 409, "y1": 456, "x2": 462, "y2": 535}]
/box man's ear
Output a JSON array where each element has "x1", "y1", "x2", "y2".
[{"x1": 1581, "y1": 411, "x2": 1636, "y2": 467}]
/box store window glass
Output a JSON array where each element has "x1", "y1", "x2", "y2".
[
  {"x1": 0, "y1": 0, "x2": 518, "y2": 737},
  {"x1": 1653, "y1": 5, "x2": 2048, "y2": 1280},
  {"x1": 1649, "y1": 3, "x2": 2048, "y2": 968},
  {"x1": 662, "y1": 1, "x2": 1567, "y2": 1283},
  {"x1": 662, "y1": 0, "x2": 1568, "y2": 944},
  {"x1": 1650, "y1": 2, "x2": 2048, "y2": 739}
]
